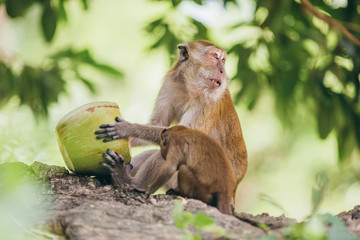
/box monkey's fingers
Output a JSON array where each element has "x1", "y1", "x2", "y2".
[
  {"x1": 103, "y1": 136, "x2": 121, "y2": 142},
  {"x1": 94, "y1": 129, "x2": 106, "y2": 134},
  {"x1": 95, "y1": 133, "x2": 109, "y2": 140},
  {"x1": 106, "y1": 149, "x2": 125, "y2": 165},
  {"x1": 115, "y1": 152, "x2": 125, "y2": 163},
  {"x1": 96, "y1": 131, "x2": 117, "y2": 139},
  {"x1": 99, "y1": 123, "x2": 116, "y2": 128},
  {"x1": 102, "y1": 152, "x2": 117, "y2": 166},
  {"x1": 115, "y1": 117, "x2": 126, "y2": 122},
  {"x1": 96, "y1": 134, "x2": 120, "y2": 142},
  {"x1": 95, "y1": 127, "x2": 116, "y2": 134},
  {"x1": 99, "y1": 162, "x2": 113, "y2": 170}
]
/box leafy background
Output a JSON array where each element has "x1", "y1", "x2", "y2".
[{"x1": 0, "y1": 0, "x2": 359, "y2": 221}]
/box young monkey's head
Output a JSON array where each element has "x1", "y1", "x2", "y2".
[{"x1": 160, "y1": 126, "x2": 188, "y2": 159}]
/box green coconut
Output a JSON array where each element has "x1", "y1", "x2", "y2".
[{"x1": 56, "y1": 101, "x2": 131, "y2": 175}]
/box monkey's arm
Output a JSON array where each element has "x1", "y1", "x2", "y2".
[
  {"x1": 130, "y1": 138, "x2": 156, "y2": 147},
  {"x1": 130, "y1": 84, "x2": 176, "y2": 147},
  {"x1": 95, "y1": 117, "x2": 164, "y2": 145}
]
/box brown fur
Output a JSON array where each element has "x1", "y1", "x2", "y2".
[
  {"x1": 149, "y1": 126, "x2": 236, "y2": 215},
  {"x1": 97, "y1": 40, "x2": 247, "y2": 200},
  {"x1": 147, "y1": 41, "x2": 247, "y2": 186}
]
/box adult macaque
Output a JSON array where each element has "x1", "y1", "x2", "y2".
[
  {"x1": 95, "y1": 40, "x2": 247, "y2": 197},
  {"x1": 101, "y1": 126, "x2": 236, "y2": 215}
]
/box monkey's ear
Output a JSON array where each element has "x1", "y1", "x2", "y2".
[
  {"x1": 178, "y1": 44, "x2": 189, "y2": 62},
  {"x1": 161, "y1": 129, "x2": 169, "y2": 146}
]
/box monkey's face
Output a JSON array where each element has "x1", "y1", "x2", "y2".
[{"x1": 178, "y1": 41, "x2": 228, "y2": 101}]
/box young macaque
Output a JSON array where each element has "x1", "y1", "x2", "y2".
[
  {"x1": 95, "y1": 40, "x2": 247, "y2": 200},
  {"x1": 101, "y1": 126, "x2": 236, "y2": 215}
]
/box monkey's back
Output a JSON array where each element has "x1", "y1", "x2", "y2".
[{"x1": 178, "y1": 128, "x2": 236, "y2": 195}]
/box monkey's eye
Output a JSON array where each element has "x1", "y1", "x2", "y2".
[
  {"x1": 212, "y1": 53, "x2": 219, "y2": 59},
  {"x1": 221, "y1": 58, "x2": 225, "y2": 63}
]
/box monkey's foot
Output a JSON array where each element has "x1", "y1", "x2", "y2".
[
  {"x1": 100, "y1": 149, "x2": 132, "y2": 187},
  {"x1": 166, "y1": 188, "x2": 182, "y2": 196},
  {"x1": 126, "y1": 185, "x2": 147, "y2": 193}
]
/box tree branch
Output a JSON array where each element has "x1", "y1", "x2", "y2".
[{"x1": 300, "y1": 0, "x2": 360, "y2": 47}]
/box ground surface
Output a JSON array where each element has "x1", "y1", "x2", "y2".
[{"x1": 1, "y1": 162, "x2": 359, "y2": 240}]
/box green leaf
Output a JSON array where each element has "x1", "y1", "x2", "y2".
[
  {"x1": 328, "y1": 227, "x2": 359, "y2": 240},
  {"x1": 172, "y1": 200, "x2": 185, "y2": 229},
  {"x1": 183, "y1": 211, "x2": 194, "y2": 223},
  {"x1": 0, "y1": 61, "x2": 14, "y2": 106},
  {"x1": 182, "y1": 232, "x2": 200, "y2": 240},
  {"x1": 257, "y1": 222, "x2": 271, "y2": 232},
  {"x1": 202, "y1": 224, "x2": 229, "y2": 238},
  {"x1": 41, "y1": 1, "x2": 57, "y2": 42},
  {"x1": 318, "y1": 103, "x2": 333, "y2": 139},
  {"x1": 192, "y1": 234, "x2": 201, "y2": 240},
  {"x1": 57, "y1": 0, "x2": 68, "y2": 22},
  {"x1": 144, "y1": 18, "x2": 163, "y2": 33},
  {"x1": 191, "y1": 19, "x2": 208, "y2": 40},
  {"x1": 189, "y1": 213, "x2": 214, "y2": 228},
  {"x1": 75, "y1": 73, "x2": 96, "y2": 94},
  {"x1": 337, "y1": 125, "x2": 355, "y2": 160},
  {"x1": 256, "y1": 235, "x2": 279, "y2": 240},
  {"x1": 223, "y1": 0, "x2": 237, "y2": 7},
  {"x1": 317, "y1": 85, "x2": 336, "y2": 139},
  {"x1": 171, "y1": 0, "x2": 182, "y2": 7},
  {"x1": 258, "y1": 193, "x2": 287, "y2": 215},
  {"x1": 320, "y1": 214, "x2": 345, "y2": 228},
  {"x1": 16, "y1": 64, "x2": 65, "y2": 116},
  {"x1": 310, "y1": 172, "x2": 329, "y2": 215},
  {"x1": 5, "y1": 0, "x2": 36, "y2": 18},
  {"x1": 320, "y1": 214, "x2": 358, "y2": 240},
  {"x1": 193, "y1": 0, "x2": 203, "y2": 5},
  {"x1": 81, "y1": 0, "x2": 89, "y2": 10},
  {"x1": 76, "y1": 50, "x2": 123, "y2": 76}
]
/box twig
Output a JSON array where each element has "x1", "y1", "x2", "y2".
[{"x1": 300, "y1": 0, "x2": 360, "y2": 47}]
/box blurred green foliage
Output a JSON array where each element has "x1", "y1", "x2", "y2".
[
  {"x1": 172, "y1": 199, "x2": 234, "y2": 239},
  {"x1": 0, "y1": 0, "x2": 123, "y2": 115},
  {"x1": 257, "y1": 172, "x2": 358, "y2": 240},
  {"x1": 0, "y1": 162, "x2": 47, "y2": 239},
  {"x1": 0, "y1": 0, "x2": 359, "y2": 162},
  {"x1": 143, "y1": 0, "x2": 360, "y2": 161}
]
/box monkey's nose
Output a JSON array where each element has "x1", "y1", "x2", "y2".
[{"x1": 217, "y1": 62, "x2": 225, "y2": 74}]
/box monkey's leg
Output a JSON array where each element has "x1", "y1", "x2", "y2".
[
  {"x1": 102, "y1": 148, "x2": 176, "y2": 192},
  {"x1": 130, "y1": 150, "x2": 179, "y2": 191},
  {"x1": 131, "y1": 150, "x2": 170, "y2": 188},
  {"x1": 177, "y1": 165, "x2": 212, "y2": 204},
  {"x1": 130, "y1": 149, "x2": 178, "y2": 187},
  {"x1": 128, "y1": 149, "x2": 160, "y2": 176},
  {"x1": 216, "y1": 192, "x2": 233, "y2": 215}
]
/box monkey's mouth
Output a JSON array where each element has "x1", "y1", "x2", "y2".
[{"x1": 210, "y1": 79, "x2": 222, "y2": 88}]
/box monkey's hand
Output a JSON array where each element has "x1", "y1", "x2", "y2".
[
  {"x1": 95, "y1": 117, "x2": 132, "y2": 142},
  {"x1": 100, "y1": 148, "x2": 133, "y2": 187}
]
